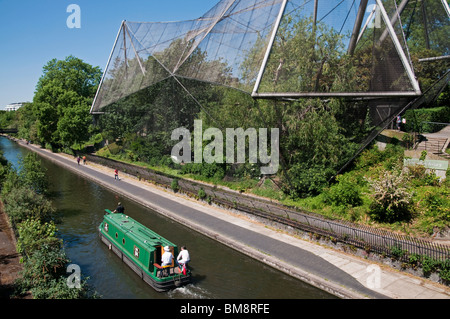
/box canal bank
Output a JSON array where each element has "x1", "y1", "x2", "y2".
[{"x1": 10, "y1": 138, "x2": 450, "y2": 299}]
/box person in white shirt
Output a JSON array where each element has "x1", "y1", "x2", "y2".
[
  {"x1": 176, "y1": 246, "x2": 190, "y2": 268},
  {"x1": 161, "y1": 246, "x2": 174, "y2": 267}
]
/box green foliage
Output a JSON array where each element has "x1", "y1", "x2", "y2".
[
  {"x1": 1, "y1": 153, "x2": 53, "y2": 225},
  {"x1": 324, "y1": 174, "x2": 363, "y2": 208},
  {"x1": 366, "y1": 171, "x2": 413, "y2": 223},
  {"x1": 439, "y1": 260, "x2": 450, "y2": 284},
  {"x1": 0, "y1": 151, "x2": 11, "y2": 189},
  {"x1": 416, "y1": 187, "x2": 450, "y2": 234},
  {"x1": 403, "y1": 106, "x2": 450, "y2": 133},
  {"x1": 401, "y1": 133, "x2": 414, "y2": 149},
  {"x1": 15, "y1": 243, "x2": 94, "y2": 299},
  {"x1": 30, "y1": 56, "x2": 101, "y2": 148},
  {"x1": 0, "y1": 149, "x2": 96, "y2": 298},
  {"x1": 171, "y1": 178, "x2": 180, "y2": 192},
  {"x1": 421, "y1": 256, "x2": 440, "y2": 277},
  {"x1": 19, "y1": 153, "x2": 49, "y2": 194},
  {"x1": 181, "y1": 162, "x2": 226, "y2": 180},
  {"x1": 390, "y1": 244, "x2": 407, "y2": 260},
  {"x1": 356, "y1": 144, "x2": 404, "y2": 171},
  {"x1": 407, "y1": 164, "x2": 441, "y2": 187},
  {"x1": 198, "y1": 187, "x2": 206, "y2": 199},
  {"x1": 285, "y1": 163, "x2": 334, "y2": 198},
  {"x1": 419, "y1": 150, "x2": 427, "y2": 161},
  {"x1": 3, "y1": 186, "x2": 55, "y2": 225},
  {"x1": 16, "y1": 218, "x2": 60, "y2": 256}
]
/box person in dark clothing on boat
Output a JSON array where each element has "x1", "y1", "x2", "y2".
[{"x1": 112, "y1": 202, "x2": 124, "y2": 214}]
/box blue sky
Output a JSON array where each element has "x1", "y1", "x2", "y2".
[{"x1": 0, "y1": 0, "x2": 214, "y2": 109}]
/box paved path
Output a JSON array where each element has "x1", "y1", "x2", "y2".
[{"x1": 15, "y1": 139, "x2": 450, "y2": 299}]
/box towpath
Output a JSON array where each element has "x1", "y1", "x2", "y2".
[{"x1": 8, "y1": 138, "x2": 450, "y2": 299}]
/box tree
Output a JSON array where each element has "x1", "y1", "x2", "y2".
[{"x1": 32, "y1": 56, "x2": 102, "y2": 148}]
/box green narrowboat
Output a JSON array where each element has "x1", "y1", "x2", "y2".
[{"x1": 98, "y1": 209, "x2": 191, "y2": 292}]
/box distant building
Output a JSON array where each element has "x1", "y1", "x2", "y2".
[{"x1": 5, "y1": 102, "x2": 26, "y2": 111}]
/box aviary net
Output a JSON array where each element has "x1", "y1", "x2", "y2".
[{"x1": 91, "y1": 0, "x2": 449, "y2": 196}]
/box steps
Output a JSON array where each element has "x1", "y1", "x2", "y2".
[{"x1": 415, "y1": 137, "x2": 448, "y2": 155}]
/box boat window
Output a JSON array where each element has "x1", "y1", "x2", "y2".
[
  {"x1": 122, "y1": 238, "x2": 126, "y2": 245},
  {"x1": 115, "y1": 232, "x2": 118, "y2": 239}
]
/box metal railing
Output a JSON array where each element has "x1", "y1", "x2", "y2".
[{"x1": 85, "y1": 154, "x2": 450, "y2": 262}]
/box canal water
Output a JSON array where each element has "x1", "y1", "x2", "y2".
[{"x1": 0, "y1": 137, "x2": 336, "y2": 299}]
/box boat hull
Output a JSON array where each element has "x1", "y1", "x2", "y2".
[{"x1": 99, "y1": 231, "x2": 191, "y2": 292}]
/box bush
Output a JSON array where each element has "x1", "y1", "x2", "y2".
[
  {"x1": 16, "y1": 218, "x2": 60, "y2": 256},
  {"x1": 366, "y1": 170, "x2": 413, "y2": 223},
  {"x1": 390, "y1": 244, "x2": 407, "y2": 260},
  {"x1": 417, "y1": 188, "x2": 450, "y2": 234},
  {"x1": 439, "y1": 260, "x2": 450, "y2": 284},
  {"x1": 324, "y1": 174, "x2": 363, "y2": 207},
  {"x1": 356, "y1": 144, "x2": 404, "y2": 171},
  {"x1": 421, "y1": 256, "x2": 440, "y2": 277},
  {"x1": 285, "y1": 163, "x2": 334, "y2": 198},
  {"x1": 15, "y1": 243, "x2": 93, "y2": 299},
  {"x1": 19, "y1": 153, "x2": 49, "y2": 194},
  {"x1": 198, "y1": 187, "x2": 207, "y2": 199},
  {"x1": 171, "y1": 178, "x2": 180, "y2": 192},
  {"x1": 3, "y1": 186, "x2": 55, "y2": 225},
  {"x1": 181, "y1": 162, "x2": 226, "y2": 180}
]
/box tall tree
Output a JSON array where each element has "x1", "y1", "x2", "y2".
[{"x1": 32, "y1": 56, "x2": 102, "y2": 148}]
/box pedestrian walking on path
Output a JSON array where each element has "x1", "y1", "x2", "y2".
[
  {"x1": 114, "y1": 168, "x2": 119, "y2": 180},
  {"x1": 77, "y1": 156, "x2": 81, "y2": 165}
]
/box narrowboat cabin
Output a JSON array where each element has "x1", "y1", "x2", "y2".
[{"x1": 98, "y1": 209, "x2": 191, "y2": 292}]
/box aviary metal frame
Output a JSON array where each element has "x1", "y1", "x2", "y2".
[{"x1": 250, "y1": 0, "x2": 422, "y2": 99}]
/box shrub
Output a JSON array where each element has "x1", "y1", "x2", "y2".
[
  {"x1": 16, "y1": 218, "x2": 60, "y2": 256},
  {"x1": 285, "y1": 163, "x2": 334, "y2": 198},
  {"x1": 401, "y1": 133, "x2": 414, "y2": 149},
  {"x1": 390, "y1": 244, "x2": 407, "y2": 260},
  {"x1": 418, "y1": 188, "x2": 450, "y2": 234},
  {"x1": 3, "y1": 186, "x2": 55, "y2": 225},
  {"x1": 366, "y1": 170, "x2": 413, "y2": 223},
  {"x1": 422, "y1": 256, "x2": 440, "y2": 277},
  {"x1": 439, "y1": 260, "x2": 450, "y2": 284},
  {"x1": 15, "y1": 243, "x2": 93, "y2": 299},
  {"x1": 324, "y1": 174, "x2": 363, "y2": 207},
  {"x1": 419, "y1": 150, "x2": 427, "y2": 161},
  {"x1": 198, "y1": 187, "x2": 206, "y2": 199},
  {"x1": 171, "y1": 178, "x2": 180, "y2": 192},
  {"x1": 19, "y1": 153, "x2": 49, "y2": 195}
]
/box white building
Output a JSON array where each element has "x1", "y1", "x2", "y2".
[{"x1": 5, "y1": 102, "x2": 26, "y2": 111}]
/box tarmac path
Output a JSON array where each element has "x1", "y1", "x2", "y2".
[{"x1": 9, "y1": 138, "x2": 450, "y2": 299}]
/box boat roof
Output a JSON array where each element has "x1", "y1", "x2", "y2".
[{"x1": 104, "y1": 210, "x2": 176, "y2": 250}]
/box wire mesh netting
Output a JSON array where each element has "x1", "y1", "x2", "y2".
[{"x1": 91, "y1": 0, "x2": 449, "y2": 196}]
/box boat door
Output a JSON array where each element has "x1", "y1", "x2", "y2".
[{"x1": 155, "y1": 245, "x2": 175, "y2": 267}]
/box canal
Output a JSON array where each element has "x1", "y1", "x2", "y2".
[{"x1": 0, "y1": 137, "x2": 336, "y2": 299}]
